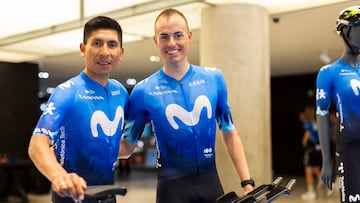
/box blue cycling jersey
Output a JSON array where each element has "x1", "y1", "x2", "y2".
[
  {"x1": 316, "y1": 59, "x2": 360, "y2": 143},
  {"x1": 303, "y1": 121, "x2": 319, "y2": 145},
  {"x1": 123, "y1": 64, "x2": 234, "y2": 179},
  {"x1": 33, "y1": 71, "x2": 128, "y2": 185}
]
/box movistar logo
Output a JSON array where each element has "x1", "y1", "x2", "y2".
[
  {"x1": 350, "y1": 79, "x2": 360, "y2": 96},
  {"x1": 349, "y1": 194, "x2": 360, "y2": 202},
  {"x1": 165, "y1": 95, "x2": 212, "y2": 129},
  {"x1": 43, "y1": 102, "x2": 56, "y2": 115},
  {"x1": 58, "y1": 81, "x2": 75, "y2": 89},
  {"x1": 90, "y1": 106, "x2": 124, "y2": 137}
]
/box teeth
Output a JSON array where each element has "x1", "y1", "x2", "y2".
[
  {"x1": 167, "y1": 50, "x2": 178, "y2": 54},
  {"x1": 99, "y1": 61, "x2": 110, "y2": 65}
]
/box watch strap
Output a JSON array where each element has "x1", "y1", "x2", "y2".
[{"x1": 241, "y1": 178, "x2": 255, "y2": 187}]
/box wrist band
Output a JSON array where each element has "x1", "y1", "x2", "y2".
[{"x1": 241, "y1": 178, "x2": 255, "y2": 187}]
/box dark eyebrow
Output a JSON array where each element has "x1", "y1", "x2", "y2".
[
  {"x1": 108, "y1": 39, "x2": 119, "y2": 44},
  {"x1": 91, "y1": 38, "x2": 104, "y2": 42}
]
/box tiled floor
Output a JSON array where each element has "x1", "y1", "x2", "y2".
[{"x1": 5, "y1": 169, "x2": 341, "y2": 203}]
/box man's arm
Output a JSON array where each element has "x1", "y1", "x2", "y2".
[
  {"x1": 221, "y1": 128, "x2": 253, "y2": 194},
  {"x1": 302, "y1": 131, "x2": 310, "y2": 148},
  {"x1": 28, "y1": 135, "x2": 67, "y2": 183},
  {"x1": 317, "y1": 115, "x2": 335, "y2": 190},
  {"x1": 28, "y1": 135, "x2": 86, "y2": 201}
]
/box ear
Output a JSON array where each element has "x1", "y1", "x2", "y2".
[
  {"x1": 153, "y1": 35, "x2": 158, "y2": 46},
  {"x1": 118, "y1": 47, "x2": 124, "y2": 61},
  {"x1": 79, "y1": 43, "x2": 85, "y2": 57},
  {"x1": 188, "y1": 31, "x2": 192, "y2": 40}
]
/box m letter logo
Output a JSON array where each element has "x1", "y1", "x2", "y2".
[
  {"x1": 90, "y1": 106, "x2": 124, "y2": 137},
  {"x1": 349, "y1": 194, "x2": 360, "y2": 202},
  {"x1": 165, "y1": 95, "x2": 212, "y2": 129},
  {"x1": 350, "y1": 79, "x2": 360, "y2": 96}
]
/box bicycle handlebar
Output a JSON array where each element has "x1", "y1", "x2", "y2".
[
  {"x1": 82, "y1": 185, "x2": 127, "y2": 202},
  {"x1": 216, "y1": 177, "x2": 296, "y2": 203}
]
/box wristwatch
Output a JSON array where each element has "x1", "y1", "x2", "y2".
[{"x1": 241, "y1": 178, "x2": 255, "y2": 188}]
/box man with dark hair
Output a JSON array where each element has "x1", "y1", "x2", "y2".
[{"x1": 28, "y1": 16, "x2": 134, "y2": 203}]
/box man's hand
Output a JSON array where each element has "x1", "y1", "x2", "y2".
[
  {"x1": 321, "y1": 162, "x2": 335, "y2": 190},
  {"x1": 243, "y1": 184, "x2": 254, "y2": 195},
  {"x1": 52, "y1": 172, "x2": 87, "y2": 202}
]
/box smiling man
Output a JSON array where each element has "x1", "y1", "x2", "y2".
[
  {"x1": 123, "y1": 8, "x2": 253, "y2": 203},
  {"x1": 28, "y1": 16, "x2": 135, "y2": 203}
]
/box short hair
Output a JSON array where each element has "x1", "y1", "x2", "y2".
[
  {"x1": 83, "y1": 16, "x2": 123, "y2": 47},
  {"x1": 303, "y1": 106, "x2": 315, "y2": 121},
  {"x1": 154, "y1": 8, "x2": 189, "y2": 33}
]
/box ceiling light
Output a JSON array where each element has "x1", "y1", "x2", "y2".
[
  {"x1": 3, "y1": 29, "x2": 82, "y2": 56},
  {"x1": 149, "y1": 55, "x2": 160, "y2": 62},
  {"x1": 47, "y1": 87, "x2": 55, "y2": 94},
  {"x1": 0, "y1": 49, "x2": 43, "y2": 62},
  {"x1": 0, "y1": 0, "x2": 210, "y2": 63},
  {"x1": 0, "y1": 0, "x2": 79, "y2": 38},
  {"x1": 38, "y1": 72, "x2": 49, "y2": 79},
  {"x1": 126, "y1": 78, "x2": 137, "y2": 86},
  {"x1": 2, "y1": 29, "x2": 144, "y2": 60},
  {"x1": 84, "y1": 0, "x2": 156, "y2": 17}
]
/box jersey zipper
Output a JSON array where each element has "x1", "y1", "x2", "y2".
[
  {"x1": 178, "y1": 79, "x2": 200, "y2": 173},
  {"x1": 104, "y1": 86, "x2": 113, "y2": 170}
]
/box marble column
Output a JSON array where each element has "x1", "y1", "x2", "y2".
[{"x1": 200, "y1": 3, "x2": 272, "y2": 194}]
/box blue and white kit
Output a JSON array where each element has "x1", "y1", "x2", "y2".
[
  {"x1": 303, "y1": 121, "x2": 319, "y2": 145},
  {"x1": 302, "y1": 120, "x2": 321, "y2": 167},
  {"x1": 316, "y1": 59, "x2": 360, "y2": 143},
  {"x1": 33, "y1": 71, "x2": 128, "y2": 185},
  {"x1": 123, "y1": 64, "x2": 234, "y2": 179},
  {"x1": 316, "y1": 59, "x2": 360, "y2": 203}
]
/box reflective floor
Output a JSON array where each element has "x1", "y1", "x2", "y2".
[{"x1": 6, "y1": 169, "x2": 340, "y2": 203}]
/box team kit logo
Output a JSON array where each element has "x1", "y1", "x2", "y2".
[
  {"x1": 42, "y1": 103, "x2": 125, "y2": 138},
  {"x1": 165, "y1": 95, "x2": 211, "y2": 129},
  {"x1": 91, "y1": 106, "x2": 125, "y2": 137},
  {"x1": 317, "y1": 78, "x2": 360, "y2": 100},
  {"x1": 165, "y1": 95, "x2": 214, "y2": 158}
]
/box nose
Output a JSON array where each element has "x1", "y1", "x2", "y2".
[
  {"x1": 167, "y1": 36, "x2": 177, "y2": 46},
  {"x1": 99, "y1": 44, "x2": 110, "y2": 56}
]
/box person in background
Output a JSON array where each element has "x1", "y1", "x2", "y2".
[
  {"x1": 123, "y1": 8, "x2": 253, "y2": 203},
  {"x1": 299, "y1": 106, "x2": 322, "y2": 200},
  {"x1": 28, "y1": 16, "x2": 135, "y2": 203},
  {"x1": 316, "y1": 6, "x2": 360, "y2": 203}
]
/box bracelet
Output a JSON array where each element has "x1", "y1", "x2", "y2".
[{"x1": 241, "y1": 178, "x2": 255, "y2": 187}]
